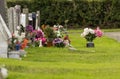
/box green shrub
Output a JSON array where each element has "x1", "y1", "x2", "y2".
[
  {"x1": 44, "y1": 26, "x2": 56, "y2": 42},
  {"x1": 7, "y1": 0, "x2": 120, "y2": 28}
]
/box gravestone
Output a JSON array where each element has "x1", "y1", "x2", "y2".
[
  {"x1": 22, "y1": 7, "x2": 29, "y2": 27},
  {"x1": 32, "y1": 12, "x2": 36, "y2": 30},
  {"x1": 0, "y1": 0, "x2": 12, "y2": 58},
  {"x1": 0, "y1": 14, "x2": 12, "y2": 58},
  {"x1": 35, "y1": 11, "x2": 40, "y2": 30},
  {"x1": 28, "y1": 13, "x2": 33, "y2": 25},
  {"x1": 8, "y1": 7, "x2": 14, "y2": 33},
  {"x1": 28, "y1": 11, "x2": 40, "y2": 30},
  {"x1": 20, "y1": 13, "x2": 27, "y2": 27},
  {"x1": 8, "y1": 5, "x2": 21, "y2": 33},
  {"x1": 0, "y1": 0, "x2": 8, "y2": 25},
  {"x1": 14, "y1": 5, "x2": 21, "y2": 27}
]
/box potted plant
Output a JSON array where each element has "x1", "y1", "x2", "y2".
[
  {"x1": 44, "y1": 26, "x2": 56, "y2": 47},
  {"x1": 81, "y1": 27, "x2": 103, "y2": 47}
]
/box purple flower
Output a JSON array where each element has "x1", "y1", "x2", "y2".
[
  {"x1": 53, "y1": 38, "x2": 63, "y2": 45},
  {"x1": 36, "y1": 30, "x2": 44, "y2": 38},
  {"x1": 26, "y1": 25, "x2": 33, "y2": 32}
]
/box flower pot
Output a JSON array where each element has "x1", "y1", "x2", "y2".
[
  {"x1": 47, "y1": 41, "x2": 53, "y2": 47},
  {"x1": 86, "y1": 42, "x2": 94, "y2": 47}
]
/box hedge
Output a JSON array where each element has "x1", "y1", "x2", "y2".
[{"x1": 7, "y1": 0, "x2": 120, "y2": 28}]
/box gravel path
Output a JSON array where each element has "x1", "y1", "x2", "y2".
[{"x1": 104, "y1": 32, "x2": 120, "y2": 42}]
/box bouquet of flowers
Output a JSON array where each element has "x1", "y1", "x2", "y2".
[
  {"x1": 53, "y1": 38, "x2": 65, "y2": 47},
  {"x1": 81, "y1": 27, "x2": 103, "y2": 42},
  {"x1": 33, "y1": 30, "x2": 46, "y2": 47}
]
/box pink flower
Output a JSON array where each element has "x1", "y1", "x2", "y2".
[
  {"x1": 34, "y1": 38, "x2": 39, "y2": 41},
  {"x1": 94, "y1": 27, "x2": 103, "y2": 37},
  {"x1": 33, "y1": 30, "x2": 37, "y2": 34},
  {"x1": 36, "y1": 30, "x2": 44, "y2": 38},
  {"x1": 41, "y1": 37, "x2": 46, "y2": 42}
]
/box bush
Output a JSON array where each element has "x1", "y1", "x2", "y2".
[{"x1": 7, "y1": 0, "x2": 120, "y2": 28}]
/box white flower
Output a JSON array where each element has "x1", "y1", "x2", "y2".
[
  {"x1": 84, "y1": 28, "x2": 89, "y2": 35},
  {"x1": 59, "y1": 25, "x2": 63, "y2": 28},
  {"x1": 14, "y1": 31, "x2": 19, "y2": 38},
  {"x1": 14, "y1": 39, "x2": 17, "y2": 43},
  {"x1": 21, "y1": 33, "x2": 25, "y2": 38},
  {"x1": 0, "y1": 67, "x2": 8, "y2": 79},
  {"x1": 89, "y1": 28, "x2": 95, "y2": 34},
  {"x1": 81, "y1": 33, "x2": 85, "y2": 37},
  {"x1": 53, "y1": 25, "x2": 57, "y2": 28},
  {"x1": 84, "y1": 28, "x2": 89, "y2": 32},
  {"x1": 15, "y1": 33, "x2": 25, "y2": 42},
  {"x1": 55, "y1": 30, "x2": 61, "y2": 37},
  {"x1": 17, "y1": 36, "x2": 22, "y2": 42},
  {"x1": 17, "y1": 26, "x2": 20, "y2": 30}
]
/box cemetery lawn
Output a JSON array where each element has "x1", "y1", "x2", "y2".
[{"x1": 0, "y1": 31, "x2": 120, "y2": 79}]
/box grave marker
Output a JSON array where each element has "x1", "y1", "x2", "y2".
[{"x1": 0, "y1": 14, "x2": 12, "y2": 58}]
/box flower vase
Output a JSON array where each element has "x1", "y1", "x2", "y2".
[
  {"x1": 15, "y1": 44, "x2": 20, "y2": 51},
  {"x1": 47, "y1": 41, "x2": 53, "y2": 47},
  {"x1": 86, "y1": 42, "x2": 94, "y2": 47}
]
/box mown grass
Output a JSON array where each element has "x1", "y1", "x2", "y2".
[{"x1": 0, "y1": 30, "x2": 120, "y2": 79}]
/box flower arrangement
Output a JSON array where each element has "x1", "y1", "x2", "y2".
[
  {"x1": 53, "y1": 24, "x2": 66, "y2": 37},
  {"x1": 53, "y1": 38, "x2": 65, "y2": 47},
  {"x1": 29, "y1": 29, "x2": 46, "y2": 47},
  {"x1": 81, "y1": 27, "x2": 103, "y2": 42},
  {"x1": 34, "y1": 37, "x2": 46, "y2": 47}
]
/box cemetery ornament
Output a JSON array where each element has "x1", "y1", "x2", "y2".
[
  {"x1": 81, "y1": 27, "x2": 103, "y2": 47},
  {"x1": 0, "y1": 67, "x2": 8, "y2": 79}
]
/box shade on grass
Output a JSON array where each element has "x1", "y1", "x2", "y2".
[{"x1": 0, "y1": 31, "x2": 120, "y2": 79}]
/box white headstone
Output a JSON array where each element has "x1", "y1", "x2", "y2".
[
  {"x1": 0, "y1": 14, "x2": 12, "y2": 58},
  {"x1": 15, "y1": 5, "x2": 21, "y2": 26},
  {"x1": 36, "y1": 11, "x2": 40, "y2": 30},
  {"x1": 22, "y1": 8, "x2": 29, "y2": 26},
  {"x1": 8, "y1": 7, "x2": 14, "y2": 33},
  {"x1": 8, "y1": 5, "x2": 21, "y2": 33},
  {"x1": 20, "y1": 14, "x2": 27, "y2": 27}
]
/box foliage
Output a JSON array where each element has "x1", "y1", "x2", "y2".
[
  {"x1": 34, "y1": 40, "x2": 39, "y2": 47},
  {"x1": 7, "y1": 0, "x2": 120, "y2": 28},
  {"x1": 44, "y1": 26, "x2": 56, "y2": 42}
]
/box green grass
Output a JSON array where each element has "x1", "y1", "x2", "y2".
[{"x1": 0, "y1": 30, "x2": 120, "y2": 79}]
